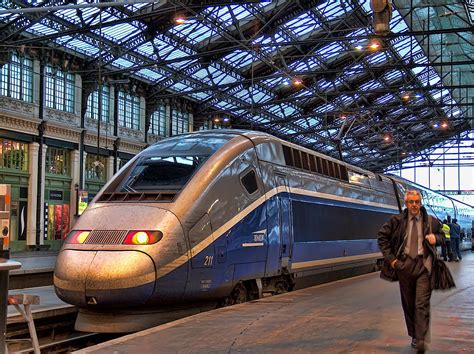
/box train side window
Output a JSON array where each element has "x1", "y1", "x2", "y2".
[
  {"x1": 315, "y1": 156, "x2": 322, "y2": 173},
  {"x1": 334, "y1": 163, "x2": 341, "y2": 179},
  {"x1": 293, "y1": 149, "x2": 302, "y2": 169},
  {"x1": 321, "y1": 159, "x2": 329, "y2": 176},
  {"x1": 240, "y1": 170, "x2": 259, "y2": 195},
  {"x1": 282, "y1": 145, "x2": 294, "y2": 167},
  {"x1": 308, "y1": 154, "x2": 316, "y2": 173},
  {"x1": 301, "y1": 151, "x2": 309, "y2": 171},
  {"x1": 340, "y1": 165, "x2": 349, "y2": 181}
]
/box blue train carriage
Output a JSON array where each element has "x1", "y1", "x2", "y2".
[{"x1": 53, "y1": 130, "x2": 405, "y2": 332}]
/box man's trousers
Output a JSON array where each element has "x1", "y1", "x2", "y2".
[{"x1": 396, "y1": 255, "x2": 432, "y2": 341}]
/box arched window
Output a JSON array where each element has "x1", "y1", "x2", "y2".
[
  {"x1": 0, "y1": 53, "x2": 33, "y2": 102},
  {"x1": 85, "y1": 85, "x2": 110, "y2": 122},
  {"x1": 171, "y1": 109, "x2": 189, "y2": 135},
  {"x1": 150, "y1": 105, "x2": 167, "y2": 137},
  {"x1": 45, "y1": 65, "x2": 75, "y2": 112},
  {"x1": 118, "y1": 91, "x2": 140, "y2": 129}
]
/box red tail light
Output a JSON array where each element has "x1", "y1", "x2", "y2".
[
  {"x1": 66, "y1": 230, "x2": 91, "y2": 244},
  {"x1": 123, "y1": 231, "x2": 163, "y2": 245}
]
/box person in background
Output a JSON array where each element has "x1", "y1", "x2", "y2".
[
  {"x1": 441, "y1": 219, "x2": 453, "y2": 262},
  {"x1": 449, "y1": 218, "x2": 462, "y2": 262},
  {"x1": 378, "y1": 189, "x2": 444, "y2": 353}
]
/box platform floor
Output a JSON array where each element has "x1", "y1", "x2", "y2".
[
  {"x1": 9, "y1": 251, "x2": 57, "y2": 276},
  {"x1": 77, "y1": 252, "x2": 474, "y2": 354}
]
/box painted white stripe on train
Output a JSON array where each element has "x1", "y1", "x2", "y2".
[
  {"x1": 291, "y1": 252, "x2": 382, "y2": 270},
  {"x1": 157, "y1": 187, "x2": 395, "y2": 279}
]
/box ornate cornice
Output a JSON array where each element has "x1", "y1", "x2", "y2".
[
  {"x1": 84, "y1": 132, "x2": 116, "y2": 150},
  {"x1": 119, "y1": 140, "x2": 146, "y2": 154},
  {"x1": 43, "y1": 121, "x2": 82, "y2": 143},
  {"x1": 0, "y1": 114, "x2": 40, "y2": 135},
  {"x1": 0, "y1": 96, "x2": 37, "y2": 118},
  {"x1": 44, "y1": 107, "x2": 80, "y2": 127}
]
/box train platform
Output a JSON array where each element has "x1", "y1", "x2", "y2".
[
  {"x1": 9, "y1": 251, "x2": 57, "y2": 276},
  {"x1": 78, "y1": 251, "x2": 474, "y2": 354},
  {"x1": 7, "y1": 285, "x2": 76, "y2": 323},
  {"x1": 7, "y1": 251, "x2": 57, "y2": 289}
]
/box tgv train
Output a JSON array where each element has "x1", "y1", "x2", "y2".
[{"x1": 53, "y1": 130, "x2": 473, "y2": 332}]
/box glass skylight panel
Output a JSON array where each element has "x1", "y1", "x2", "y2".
[
  {"x1": 359, "y1": 80, "x2": 382, "y2": 91},
  {"x1": 111, "y1": 58, "x2": 135, "y2": 69},
  {"x1": 383, "y1": 70, "x2": 402, "y2": 82},
  {"x1": 222, "y1": 50, "x2": 255, "y2": 69},
  {"x1": 262, "y1": 76, "x2": 288, "y2": 88},
  {"x1": 346, "y1": 29, "x2": 369, "y2": 46},
  {"x1": 289, "y1": 57, "x2": 320, "y2": 72},
  {"x1": 206, "y1": 5, "x2": 253, "y2": 27},
  {"x1": 136, "y1": 42, "x2": 156, "y2": 58},
  {"x1": 190, "y1": 91, "x2": 211, "y2": 101},
  {"x1": 29, "y1": 23, "x2": 58, "y2": 36},
  {"x1": 284, "y1": 12, "x2": 320, "y2": 37},
  {"x1": 316, "y1": 0, "x2": 347, "y2": 21},
  {"x1": 375, "y1": 93, "x2": 395, "y2": 104},
  {"x1": 214, "y1": 100, "x2": 237, "y2": 110},
  {"x1": 295, "y1": 90, "x2": 313, "y2": 98},
  {"x1": 97, "y1": 22, "x2": 139, "y2": 42},
  {"x1": 317, "y1": 78, "x2": 332, "y2": 90},
  {"x1": 317, "y1": 43, "x2": 344, "y2": 62},
  {"x1": 170, "y1": 20, "x2": 214, "y2": 44},
  {"x1": 252, "y1": 34, "x2": 283, "y2": 56},
  {"x1": 150, "y1": 37, "x2": 175, "y2": 59},
  {"x1": 136, "y1": 69, "x2": 164, "y2": 82},
  {"x1": 314, "y1": 103, "x2": 335, "y2": 113},
  {"x1": 170, "y1": 82, "x2": 192, "y2": 92},
  {"x1": 58, "y1": 37, "x2": 100, "y2": 56},
  {"x1": 366, "y1": 51, "x2": 389, "y2": 65}
]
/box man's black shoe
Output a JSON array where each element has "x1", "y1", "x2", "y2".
[{"x1": 411, "y1": 338, "x2": 417, "y2": 348}]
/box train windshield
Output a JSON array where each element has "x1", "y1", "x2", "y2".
[{"x1": 111, "y1": 135, "x2": 235, "y2": 192}]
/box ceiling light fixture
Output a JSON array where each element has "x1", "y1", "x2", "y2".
[{"x1": 175, "y1": 17, "x2": 186, "y2": 25}]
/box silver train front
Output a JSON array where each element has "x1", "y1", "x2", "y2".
[{"x1": 54, "y1": 133, "x2": 259, "y2": 309}]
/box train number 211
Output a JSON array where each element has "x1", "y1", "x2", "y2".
[{"x1": 204, "y1": 255, "x2": 214, "y2": 266}]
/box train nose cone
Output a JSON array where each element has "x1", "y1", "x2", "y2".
[{"x1": 54, "y1": 250, "x2": 156, "y2": 308}]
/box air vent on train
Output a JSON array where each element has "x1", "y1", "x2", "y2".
[{"x1": 97, "y1": 192, "x2": 176, "y2": 202}]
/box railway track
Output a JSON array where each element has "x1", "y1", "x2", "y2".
[{"x1": 6, "y1": 311, "x2": 122, "y2": 353}]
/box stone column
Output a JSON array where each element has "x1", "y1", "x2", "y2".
[
  {"x1": 166, "y1": 103, "x2": 171, "y2": 136},
  {"x1": 69, "y1": 149, "x2": 81, "y2": 228},
  {"x1": 26, "y1": 142, "x2": 39, "y2": 247},
  {"x1": 38, "y1": 144, "x2": 47, "y2": 245},
  {"x1": 106, "y1": 156, "x2": 114, "y2": 181},
  {"x1": 188, "y1": 112, "x2": 193, "y2": 133},
  {"x1": 82, "y1": 151, "x2": 88, "y2": 188}
]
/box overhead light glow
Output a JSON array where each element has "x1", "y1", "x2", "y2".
[
  {"x1": 175, "y1": 17, "x2": 186, "y2": 25},
  {"x1": 293, "y1": 78, "x2": 303, "y2": 86},
  {"x1": 441, "y1": 121, "x2": 449, "y2": 128}
]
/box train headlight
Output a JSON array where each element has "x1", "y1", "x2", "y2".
[
  {"x1": 123, "y1": 231, "x2": 163, "y2": 245},
  {"x1": 66, "y1": 230, "x2": 91, "y2": 244}
]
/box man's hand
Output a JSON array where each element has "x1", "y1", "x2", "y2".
[
  {"x1": 390, "y1": 259, "x2": 397, "y2": 269},
  {"x1": 425, "y1": 233, "x2": 436, "y2": 245}
]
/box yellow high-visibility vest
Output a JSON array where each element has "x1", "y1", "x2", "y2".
[{"x1": 442, "y1": 224, "x2": 451, "y2": 240}]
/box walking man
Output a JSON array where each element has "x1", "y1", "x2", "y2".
[{"x1": 378, "y1": 190, "x2": 444, "y2": 352}]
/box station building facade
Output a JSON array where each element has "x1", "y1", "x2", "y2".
[{"x1": 0, "y1": 51, "x2": 194, "y2": 251}]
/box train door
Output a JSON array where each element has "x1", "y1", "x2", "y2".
[
  {"x1": 275, "y1": 174, "x2": 292, "y2": 268},
  {"x1": 0, "y1": 184, "x2": 11, "y2": 252},
  {"x1": 188, "y1": 213, "x2": 215, "y2": 269}
]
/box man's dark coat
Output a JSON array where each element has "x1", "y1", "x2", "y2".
[{"x1": 377, "y1": 206, "x2": 444, "y2": 281}]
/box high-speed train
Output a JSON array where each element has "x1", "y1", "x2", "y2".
[{"x1": 54, "y1": 130, "x2": 473, "y2": 332}]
